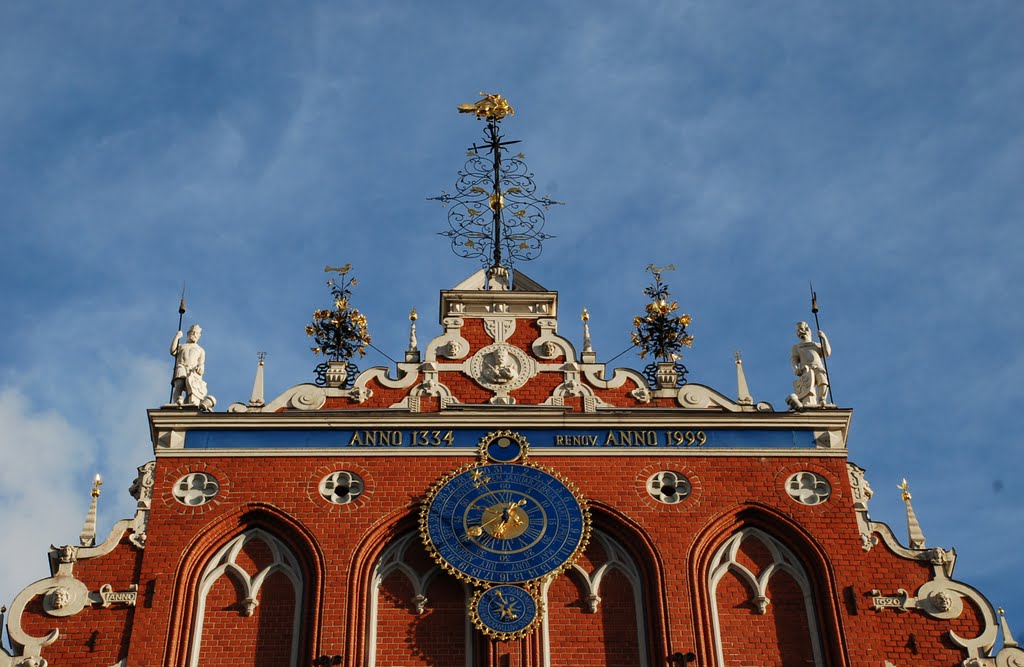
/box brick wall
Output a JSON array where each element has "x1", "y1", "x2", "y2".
[{"x1": 11, "y1": 449, "x2": 990, "y2": 667}]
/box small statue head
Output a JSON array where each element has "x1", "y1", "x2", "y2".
[
  {"x1": 931, "y1": 591, "x2": 954, "y2": 612},
  {"x1": 51, "y1": 587, "x2": 71, "y2": 610},
  {"x1": 58, "y1": 544, "x2": 76, "y2": 563},
  {"x1": 796, "y1": 321, "x2": 812, "y2": 341},
  {"x1": 187, "y1": 324, "x2": 203, "y2": 342}
]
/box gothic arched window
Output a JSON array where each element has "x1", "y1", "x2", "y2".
[
  {"x1": 189, "y1": 529, "x2": 303, "y2": 667},
  {"x1": 708, "y1": 528, "x2": 824, "y2": 667}
]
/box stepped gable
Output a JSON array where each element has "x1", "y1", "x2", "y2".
[{"x1": 255, "y1": 268, "x2": 744, "y2": 414}]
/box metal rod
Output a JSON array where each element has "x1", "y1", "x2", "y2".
[
  {"x1": 170, "y1": 283, "x2": 186, "y2": 403},
  {"x1": 490, "y1": 119, "x2": 503, "y2": 271},
  {"x1": 809, "y1": 282, "x2": 834, "y2": 405}
]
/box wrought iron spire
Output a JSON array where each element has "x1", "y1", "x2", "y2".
[{"x1": 431, "y1": 93, "x2": 561, "y2": 280}]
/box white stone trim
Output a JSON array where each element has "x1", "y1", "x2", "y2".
[
  {"x1": 367, "y1": 533, "x2": 472, "y2": 667},
  {"x1": 707, "y1": 528, "x2": 824, "y2": 667},
  {"x1": 580, "y1": 364, "x2": 649, "y2": 391},
  {"x1": 540, "y1": 530, "x2": 647, "y2": 667},
  {"x1": 188, "y1": 530, "x2": 302, "y2": 667}
]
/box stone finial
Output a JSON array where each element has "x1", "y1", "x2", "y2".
[
  {"x1": 248, "y1": 352, "x2": 266, "y2": 408},
  {"x1": 1000, "y1": 608, "x2": 1019, "y2": 648},
  {"x1": 735, "y1": 351, "x2": 753, "y2": 406},
  {"x1": 898, "y1": 479, "x2": 927, "y2": 549},
  {"x1": 406, "y1": 308, "x2": 421, "y2": 363},
  {"x1": 486, "y1": 265, "x2": 510, "y2": 291},
  {"x1": 581, "y1": 308, "x2": 596, "y2": 363},
  {"x1": 79, "y1": 474, "x2": 102, "y2": 547}
]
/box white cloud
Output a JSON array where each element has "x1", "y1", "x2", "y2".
[{"x1": 0, "y1": 389, "x2": 96, "y2": 613}]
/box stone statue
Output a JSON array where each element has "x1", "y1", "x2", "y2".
[
  {"x1": 484, "y1": 346, "x2": 518, "y2": 384},
  {"x1": 786, "y1": 321, "x2": 832, "y2": 409},
  {"x1": 170, "y1": 324, "x2": 215, "y2": 410}
]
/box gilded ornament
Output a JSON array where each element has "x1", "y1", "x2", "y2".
[{"x1": 457, "y1": 92, "x2": 515, "y2": 121}]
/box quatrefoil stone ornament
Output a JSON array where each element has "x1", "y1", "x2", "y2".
[
  {"x1": 172, "y1": 472, "x2": 220, "y2": 506},
  {"x1": 785, "y1": 471, "x2": 831, "y2": 506}
]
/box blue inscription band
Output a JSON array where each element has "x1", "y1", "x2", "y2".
[{"x1": 183, "y1": 428, "x2": 819, "y2": 450}]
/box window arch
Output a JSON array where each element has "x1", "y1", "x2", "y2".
[
  {"x1": 189, "y1": 529, "x2": 303, "y2": 667},
  {"x1": 708, "y1": 527, "x2": 824, "y2": 667},
  {"x1": 543, "y1": 528, "x2": 649, "y2": 667},
  {"x1": 368, "y1": 532, "x2": 473, "y2": 667}
]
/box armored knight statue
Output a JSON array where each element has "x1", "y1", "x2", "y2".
[
  {"x1": 169, "y1": 324, "x2": 215, "y2": 410},
  {"x1": 786, "y1": 321, "x2": 832, "y2": 409}
]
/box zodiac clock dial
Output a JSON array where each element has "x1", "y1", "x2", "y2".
[
  {"x1": 470, "y1": 585, "x2": 542, "y2": 640},
  {"x1": 420, "y1": 462, "x2": 590, "y2": 586}
]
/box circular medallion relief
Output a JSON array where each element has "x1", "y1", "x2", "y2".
[
  {"x1": 646, "y1": 471, "x2": 692, "y2": 504},
  {"x1": 172, "y1": 472, "x2": 220, "y2": 506},
  {"x1": 319, "y1": 471, "x2": 365, "y2": 505},
  {"x1": 785, "y1": 471, "x2": 831, "y2": 506},
  {"x1": 468, "y1": 343, "x2": 537, "y2": 392}
]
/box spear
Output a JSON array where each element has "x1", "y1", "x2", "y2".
[
  {"x1": 170, "y1": 284, "x2": 186, "y2": 403},
  {"x1": 809, "y1": 282, "x2": 834, "y2": 405},
  {"x1": 177, "y1": 283, "x2": 186, "y2": 332}
]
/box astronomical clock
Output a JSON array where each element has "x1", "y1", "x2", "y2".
[{"x1": 420, "y1": 431, "x2": 590, "y2": 639}]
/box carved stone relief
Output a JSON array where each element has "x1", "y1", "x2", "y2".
[
  {"x1": 469, "y1": 343, "x2": 536, "y2": 400},
  {"x1": 483, "y1": 317, "x2": 516, "y2": 343}
]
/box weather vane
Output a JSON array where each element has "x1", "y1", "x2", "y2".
[{"x1": 430, "y1": 93, "x2": 562, "y2": 283}]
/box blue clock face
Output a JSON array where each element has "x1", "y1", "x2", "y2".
[
  {"x1": 471, "y1": 585, "x2": 541, "y2": 639},
  {"x1": 421, "y1": 463, "x2": 589, "y2": 585}
]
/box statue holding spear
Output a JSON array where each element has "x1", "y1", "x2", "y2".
[{"x1": 786, "y1": 285, "x2": 834, "y2": 410}]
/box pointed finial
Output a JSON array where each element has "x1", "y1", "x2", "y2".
[
  {"x1": 735, "y1": 351, "x2": 753, "y2": 406},
  {"x1": 406, "y1": 308, "x2": 420, "y2": 363},
  {"x1": 580, "y1": 307, "x2": 596, "y2": 362},
  {"x1": 80, "y1": 473, "x2": 103, "y2": 547},
  {"x1": 249, "y1": 353, "x2": 266, "y2": 407},
  {"x1": 897, "y1": 478, "x2": 927, "y2": 549},
  {"x1": 1000, "y1": 608, "x2": 1019, "y2": 648}
]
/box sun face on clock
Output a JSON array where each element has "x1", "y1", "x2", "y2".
[{"x1": 419, "y1": 461, "x2": 590, "y2": 587}]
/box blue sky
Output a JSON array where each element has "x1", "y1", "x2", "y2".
[{"x1": 2, "y1": 0, "x2": 1022, "y2": 649}]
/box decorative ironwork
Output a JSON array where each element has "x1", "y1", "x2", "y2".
[
  {"x1": 306, "y1": 264, "x2": 370, "y2": 385},
  {"x1": 632, "y1": 266, "x2": 693, "y2": 388},
  {"x1": 642, "y1": 360, "x2": 688, "y2": 389},
  {"x1": 431, "y1": 93, "x2": 561, "y2": 273},
  {"x1": 313, "y1": 360, "x2": 359, "y2": 388}
]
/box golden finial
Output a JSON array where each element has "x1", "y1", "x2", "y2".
[
  {"x1": 457, "y1": 92, "x2": 515, "y2": 121},
  {"x1": 898, "y1": 478, "x2": 911, "y2": 501},
  {"x1": 257, "y1": 351, "x2": 266, "y2": 366},
  {"x1": 581, "y1": 308, "x2": 590, "y2": 322},
  {"x1": 409, "y1": 308, "x2": 418, "y2": 322},
  {"x1": 91, "y1": 473, "x2": 103, "y2": 498},
  {"x1": 735, "y1": 351, "x2": 742, "y2": 364}
]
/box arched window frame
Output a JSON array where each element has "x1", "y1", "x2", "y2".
[
  {"x1": 367, "y1": 532, "x2": 473, "y2": 667},
  {"x1": 540, "y1": 528, "x2": 649, "y2": 667},
  {"x1": 707, "y1": 527, "x2": 824, "y2": 667},
  {"x1": 188, "y1": 528, "x2": 303, "y2": 667}
]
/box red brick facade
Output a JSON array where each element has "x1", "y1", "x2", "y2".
[{"x1": 2, "y1": 276, "x2": 1015, "y2": 667}]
